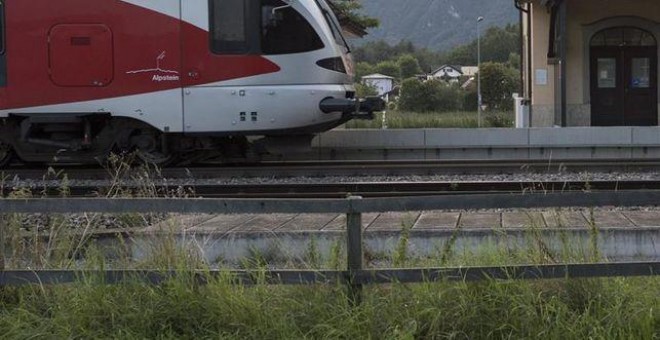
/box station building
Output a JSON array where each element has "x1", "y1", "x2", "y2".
[{"x1": 517, "y1": 0, "x2": 660, "y2": 127}]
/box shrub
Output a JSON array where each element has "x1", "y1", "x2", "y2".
[
  {"x1": 480, "y1": 62, "x2": 519, "y2": 111},
  {"x1": 485, "y1": 111, "x2": 514, "y2": 127},
  {"x1": 355, "y1": 83, "x2": 378, "y2": 97},
  {"x1": 397, "y1": 54, "x2": 422, "y2": 79},
  {"x1": 462, "y1": 87, "x2": 478, "y2": 111},
  {"x1": 398, "y1": 79, "x2": 461, "y2": 112}
]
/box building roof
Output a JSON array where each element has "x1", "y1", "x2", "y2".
[
  {"x1": 362, "y1": 73, "x2": 395, "y2": 80},
  {"x1": 460, "y1": 66, "x2": 479, "y2": 76},
  {"x1": 431, "y1": 64, "x2": 463, "y2": 75}
]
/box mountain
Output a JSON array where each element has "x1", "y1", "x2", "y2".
[{"x1": 354, "y1": 0, "x2": 518, "y2": 51}]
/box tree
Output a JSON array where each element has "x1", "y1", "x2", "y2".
[
  {"x1": 507, "y1": 52, "x2": 521, "y2": 70},
  {"x1": 352, "y1": 40, "x2": 443, "y2": 71},
  {"x1": 328, "y1": 0, "x2": 379, "y2": 30},
  {"x1": 397, "y1": 54, "x2": 422, "y2": 79},
  {"x1": 374, "y1": 61, "x2": 399, "y2": 78},
  {"x1": 479, "y1": 62, "x2": 520, "y2": 111},
  {"x1": 398, "y1": 78, "x2": 461, "y2": 112},
  {"x1": 355, "y1": 83, "x2": 379, "y2": 97},
  {"x1": 398, "y1": 78, "x2": 425, "y2": 111},
  {"x1": 443, "y1": 24, "x2": 521, "y2": 66},
  {"x1": 355, "y1": 62, "x2": 375, "y2": 79}
]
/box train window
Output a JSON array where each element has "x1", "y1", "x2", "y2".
[
  {"x1": 315, "y1": 0, "x2": 350, "y2": 51},
  {"x1": 209, "y1": 0, "x2": 249, "y2": 54},
  {"x1": 260, "y1": 0, "x2": 324, "y2": 55}
]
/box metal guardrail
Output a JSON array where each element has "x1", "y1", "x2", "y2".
[
  {"x1": 3, "y1": 190, "x2": 660, "y2": 214},
  {"x1": 0, "y1": 192, "x2": 658, "y2": 293}
]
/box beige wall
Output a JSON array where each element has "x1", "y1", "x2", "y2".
[
  {"x1": 530, "y1": 3, "x2": 555, "y2": 107},
  {"x1": 528, "y1": 0, "x2": 660, "y2": 126}
]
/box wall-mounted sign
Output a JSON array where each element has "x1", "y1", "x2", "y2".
[{"x1": 535, "y1": 68, "x2": 548, "y2": 86}]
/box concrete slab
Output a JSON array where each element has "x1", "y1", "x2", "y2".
[
  {"x1": 583, "y1": 211, "x2": 636, "y2": 228},
  {"x1": 275, "y1": 213, "x2": 338, "y2": 232},
  {"x1": 366, "y1": 212, "x2": 420, "y2": 231},
  {"x1": 146, "y1": 214, "x2": 217, "y2": 232},
  {"x1": 502, "y1": 212, "x2": 545, "y2": 228},
  {"x1": 529, "y1": 127, "x2": 632, "y2": 146},
  {"x1": 458, "y1": 212, "x2": 501, "y2": 229},
  {"x1": 622, "y1": 211, "x2": 660, "y2": 227},
  {"x1": 190, "y1": 214, "x2": 258, "y2": 233},
  {"x1": 543, "y1": 210, "x2": 586, "y2": 228},
  {"x1": 317, "y1": 130, "x2": 425, "y2": 148},
  {"x1": 631, "y1": 147, "x2": 660, "y2": 159},
  {"x1": 424, "y1": 128, "x2": 529, "y2": 147},
  {"x1": 631, "y1": 127, "x2": 660, "y2": 144},
  {"x1": 322, "y1": 213, "x2": 379, "y2": 231},
  {"x1": 239, "y1": 214, "x2": 298, "y2": 232},
  {"x1": 425, "y1": 148, "x2": 531, "y2": 160},
  {"x1": 413, "y1": 211, "x2": 460, "y2": 229}
]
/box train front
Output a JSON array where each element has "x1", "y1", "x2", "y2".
[
  {"x1": 306, "y1": 0, "x2": 385, "y2": 122},
  {"x1": 248, "y1": 0, "x2": 384, "y2": 135}
]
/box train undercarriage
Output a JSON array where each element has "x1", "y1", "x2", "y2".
[{"x1": 0, "y1": 113, "x2": 316, "y2": 167}]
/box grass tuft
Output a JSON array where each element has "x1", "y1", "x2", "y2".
[{"x1": 344, "y1": 110, "x2": 514, "y2": 129}]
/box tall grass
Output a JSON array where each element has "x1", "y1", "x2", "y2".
[
  {"x1": 0, "y1": 210, "x2": 657, "y2": 339},
  {"x1": 345, "y1": 110, "x2": 514, "y2": 129},
  {"x1": 0, "y1": 164, "x2": 657, "y2": 338},
  {"x1": 0, "y1": 271, "x2": 656, "y2": 338}
]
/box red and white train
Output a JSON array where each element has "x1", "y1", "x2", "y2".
[{"x1": 0, "y1": 0, "x2": 381, "y2": 165}]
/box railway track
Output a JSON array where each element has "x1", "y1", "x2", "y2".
[
  {"x1": 3, "y1": 158, "x2": 660, "y2": 180},
  {"x1": 21, "y1": 180, "x2": 660, "y2": 199}
]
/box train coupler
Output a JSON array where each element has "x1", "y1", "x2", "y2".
[{"x1": 319, "y1": 96, "x2": 386, "y2": 120}]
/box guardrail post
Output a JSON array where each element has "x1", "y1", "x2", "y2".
[
  {"x1": 346, "y1": 196, "x2": 363, "y2": 305},
  {"x1": 0, "y1": 214, "x2": 5, "y2": 271}
]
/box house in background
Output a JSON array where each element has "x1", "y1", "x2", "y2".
[
  {"x1": 460, "y1": 66, "x2": 479, "y2": 78},
  {"x1": 431, "y1": 65, "x2": 464, "y2": 82},
  {"x1": 430, "y1": 65, "x2": 479, "y2": 84},
  {"x1": 361, "y1": 73, "x2": 395, "y2": 101},
  {"x1": 517, "y1": 0, "x2": 660, "y2": 127}
]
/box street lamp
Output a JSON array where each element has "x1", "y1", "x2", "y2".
[{"x1": 477, "y1": 16, "x2": 484, "y2": 128}]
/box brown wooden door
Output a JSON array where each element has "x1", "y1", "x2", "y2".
[{"x1": 591, "y1": 47, "x2": 657, "y2": 126}]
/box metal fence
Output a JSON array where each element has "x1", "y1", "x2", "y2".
[{"x1": 0, "y1": 191, "x2": 659, "y2": 289}]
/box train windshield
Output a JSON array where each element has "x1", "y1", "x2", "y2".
[
  {"x1": 261, "y1": 0, "x2": 324, "y2": 54},
  {"x1": 314, "y1": 0, "x2": 351, "y2": 52},
  {"x1": 210, "y1": 0, "x2": 324, "y2": 55}
]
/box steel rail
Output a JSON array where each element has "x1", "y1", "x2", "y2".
[
  {"x1": 24, "y1": 179, "x2": 660, "y2": 199},
  {"x1": 4, "y1": 190, "x2": 660, "y2": 213},
  {"x1": 4, "y1": 158, "x2": 660, "y2": 180}
]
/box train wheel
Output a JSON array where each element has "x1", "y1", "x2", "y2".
[
  {"x1": 130, "y1": 131, "x2": 177, "y2": 167},
  {"x1": 0, "y1": 142, "x2": 14, "y2": 168}
]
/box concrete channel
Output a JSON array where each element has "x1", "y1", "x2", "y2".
[{"x1": 91, "y1": 209, "x2": 660, "y2": 265}]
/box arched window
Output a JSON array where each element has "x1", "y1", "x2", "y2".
[{"x1": 590, "y1": 27, "x2": 656, "y2": 47}]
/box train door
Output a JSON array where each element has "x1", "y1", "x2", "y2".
[
  {"x1": 180, "y1": 0, "x2": 252, "y2": 134},
  {"x1": 180, "y1": 0, "x2": 280, "y2": 134}
]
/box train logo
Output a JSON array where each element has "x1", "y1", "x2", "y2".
[{"x1": 126, "y1": 51, "x2": 180, "y2": 82}]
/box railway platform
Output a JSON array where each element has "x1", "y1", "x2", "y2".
[
  {"x1": 297, "y1": 126, "x2": 660, "y2": 161},
  {"x1": 122, "y1": 208, "x2": 660, "y2": 264}
]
